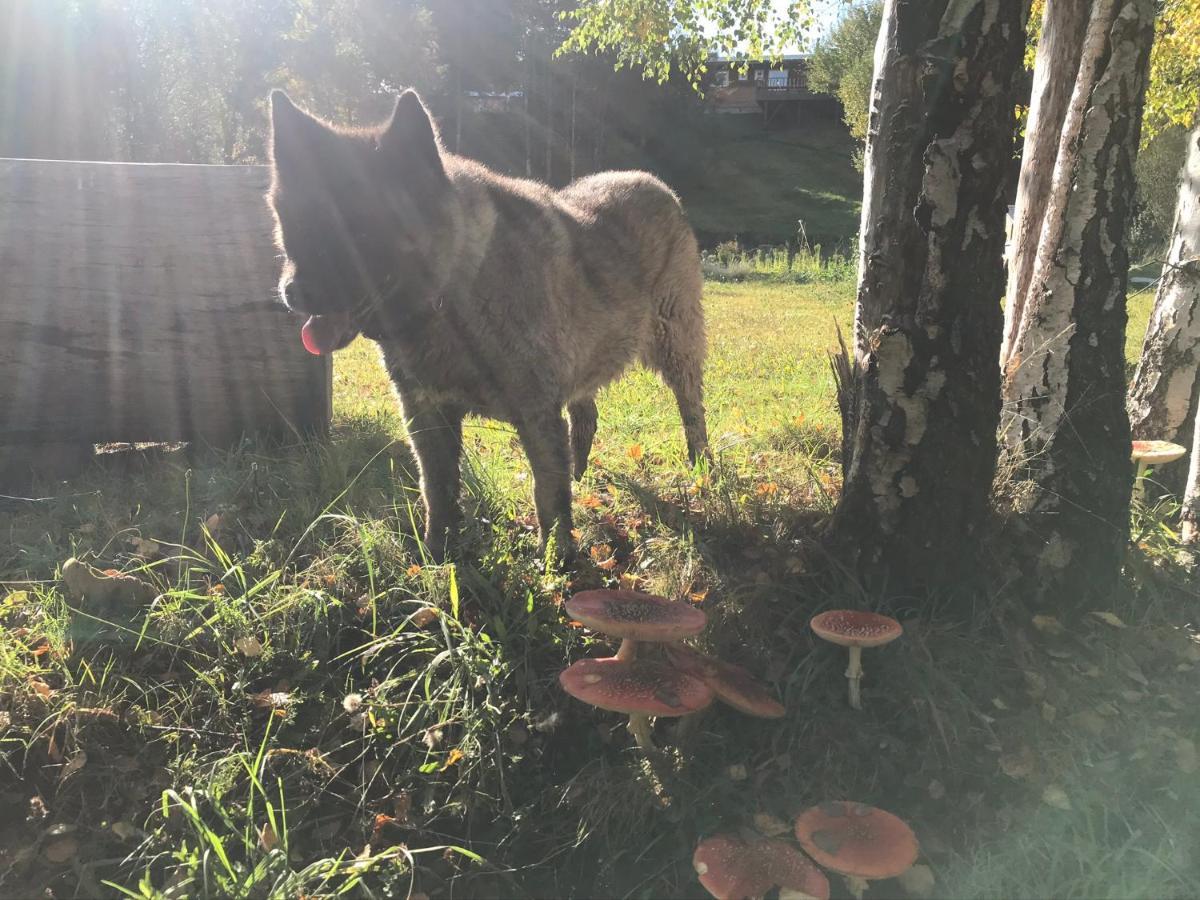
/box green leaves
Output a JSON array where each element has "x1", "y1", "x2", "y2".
[{"x1": 558, "y1": 0, "x2": 814, "y2": 91}]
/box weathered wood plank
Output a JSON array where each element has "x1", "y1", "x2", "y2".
[{"x1": 0, "y1": 158, "x2": 330, "y2": 447}]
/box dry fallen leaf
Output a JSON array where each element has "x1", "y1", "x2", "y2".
[
  {"x1": 440, "y1": 748, "x2": 465, "y2": 771},
  {"x1": 111, "y1": 821, "x2": 137, "y2": 841},
  {"x1": 248, "y1": 690, "x2": 293, "y2": 711},
  {"x1": 234, "y1": 636, "x2": 263, "y2": 658},
  {"x1": 627, "y1": 444, "x2": 644, "y2": 461},
  {"x1": 29, "y1": 678, "x2": 53, "y2": 700},
  {"x1": 1032, "y1": 615, "x2": 1064, "y2": 635},
  {"x1": 999, "y1": 745, "x2": 1036, "y2": 780},
  {"x1": 410, "y1": 607, "x2": 440, "y2": 629},
  {"x1": 753, "y1": 812, "x2": 790, "y2": 836},
  {"x1": 1089, "y1": 611, "x2": 1127, "y2": 628},
  {"x1": 258, "y1": 822, "x2": 278, "y2": 852},
  {"x1": 59, "y1": 750, "x2": 88, "y2": 781},
  {"x1": 43, "y1": 835, "x2": 78, "y2": 864},
  {"x1": 727, "y1": 763, "x2": 748, "y2": 782},
  {"x1": 1175, "y1": 738, "x2": 1198, "y2": 774},
  {"x1": 406, "y1": 564, "x2": 422, "y2": 577},
  {"x1": 898, "y1": 863, "x2": 936, "y2": 898},
  {"x1": 1042, "y1": 785, "x2": 1072, "y2": 810}
]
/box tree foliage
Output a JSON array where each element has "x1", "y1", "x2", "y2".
[
  {"x1": 1145, "y1": 0, "x2": 1200, "y2": 136},
  {"x1": 806, "y1": 1, "x2": 881, "y2": 154},
  {"x1": 558, "y1": 0, "x2": 813, "y2": 88}
]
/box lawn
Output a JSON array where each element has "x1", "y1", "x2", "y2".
[{"x1": 1, "y1": 279, "x2": 1197, "y2": 900}]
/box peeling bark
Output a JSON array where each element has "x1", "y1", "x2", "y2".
[
  {"x1": 1127, "y1": 112, "x2": 1200, "y2": 494},
  {"x1": 829, "y1": 0, "x2": 1031, "y2": 592},
  {"x1": 1182, "y1": 396, "x2": 1200, "y2": 543},
  {"x1": 1000, "y1": 0, "x2": 1155, "y2": 599},
  {"x1": 1001, "y1": 0, "x2": 1089, "y2": 368}
]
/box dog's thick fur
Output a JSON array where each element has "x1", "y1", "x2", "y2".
[{"x1": 267, "y1": 89, "x2": 708, "y2": 558}]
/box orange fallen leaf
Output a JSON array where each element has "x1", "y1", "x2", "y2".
[
  {"x1": 258, "y1": 822, "x2": 278, "y2": 851},
  {"x1": 627, "y1": 444, "x2": 644, "y2": 461},
  {"x1": 755, "y1": 482, "x2": 779, "y2": 497},
  {"x1": 688, "y1": 589, "x2": 709, "y2": 604},
  {"x1": 406, "y1": 564, "x2": 422, "y2": 577},
  {"x1": 578, "y1": 494, "x2": 603, "y2": 509},
  {"x1": 441, "y1": 748, "x2": 465, "y2": 771}
]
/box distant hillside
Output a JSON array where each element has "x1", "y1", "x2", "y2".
[{"x1": 457, "y1": 100, "x2": 863, "y2": 251}]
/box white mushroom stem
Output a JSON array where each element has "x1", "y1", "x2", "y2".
[
  {"x1": 1133, "y1": 459, "x2": 1150, "y2": 503},
  {"x1": 613, "y1": 639, "x2": 656, "y2": 749},
  {"x1": 844, "y1": 874, "x2": 869, "y2": 899},
  {"x1": 615, "y1": 638, "x2": 638, "y2": 662},
  {"x1": 627, "y1": 713, "x2": 655, "y2": 751},
  {"x1": 846, "y1": 645, "x2": 864, "y2": 710}
]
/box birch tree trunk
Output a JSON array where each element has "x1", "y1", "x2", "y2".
[
  {"x1": 1000, "y1": 0, "x2": 1089, "y2": 367},
  {"x1": 1182, "y1": 399, "x2": 1200, "y2": 543},
  {"x1": 827, "y1": 0, "x2": 1031, "y2": 591},
  {"x1": 1000, "y1": 0, "x2": 1155, "y2": 598},
  {"x1": 1127, "y1": 112, "x2": 1200, "y2": 493}
]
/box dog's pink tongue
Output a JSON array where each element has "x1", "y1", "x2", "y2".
[{"x1": 300, "y1": 313, "x2": 350, "y2": 356}]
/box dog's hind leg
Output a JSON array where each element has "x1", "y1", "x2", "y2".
[
  {"x1": 645, "y1": 289, "x2": 710, "y2": 465},
  {"x1": 568, "y1": 397, "x2": 598, "y2": 480},
  {"x1": 515, "y1": 408, "x2": 576, "y2": 559}
]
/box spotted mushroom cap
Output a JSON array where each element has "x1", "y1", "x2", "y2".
[
  {"x1": 692, "y1": 834, "x2": 774, "y2": 900},
  {"x1": 809, "y1": 610, "x2": 902, "y2": 649},
  {"x1": 565, "y1": 589, "x2": 707, "y2": 641},
  {"x1": 793, "y1": 801, "x2": 919, "y2": 881},
  {"x1": 665, "y1": 644, "x2": 785, "y2": 718},
  {"x1": 1131, "y1": 440, "x2": 1187, "y2": 465},
  {"x1": 559, "y1": 657, "x2": 713, "y2": 717},
  {"x1": 759, "y1": 838, "x2": 830, "y2": 900}
]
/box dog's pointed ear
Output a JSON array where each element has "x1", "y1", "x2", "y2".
[
  {"x1": 269, "y1": 90, "x2": 329, "y2": 173},
  {"x1": 378, "y1": 90, "x2": 445, "y2": 177}
]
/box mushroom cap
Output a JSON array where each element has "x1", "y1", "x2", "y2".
[
  {"x1": 794, "y1": 801, "x2": 919, "y2": 881},
  {"x1": 1131, "y1": 440, "x2": 1187, "y2": 465},
  {"x1": 565, "y1": 589, "x2": 707, "y2": 641},
  {"x1": 665, "y1": 644, "x2": 785, "y2": 718},
  {"x1": 559, "y1": 657, "x2": 713, "y2": 717},
  {"x1": 692, "y1": 835, "x2": 774, "y2": 900},
  {"x1": 760, "y1": 838, "x2": 830, "y2": 900},
  {"x1": 692, "y1": 835, "x2": 829, "y2": 900},
  {"x1": 809, "y1": 610, "x2": 902, "y2": 649}
]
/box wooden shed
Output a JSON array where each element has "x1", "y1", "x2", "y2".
[{"x1": 0, "y1": 158, "x2": 331, "y2": 479}]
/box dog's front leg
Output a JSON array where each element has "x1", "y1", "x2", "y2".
[
  {"x1": 405, "y1": 402, "x2": 465, "y2": 563},
  {"x1": 516, "y1": 409, "x2": 575, "y2": 560}
]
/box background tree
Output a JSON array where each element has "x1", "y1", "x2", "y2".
[
  {"x1": 825, "y1": 0, "x2": 1030, "y2": 592},
  {"x1": 1001, "y1": 0, "x2": 1156, "y2": 599},
  {"x1": 806, "y1": 1, "x2": 882, "y2": 168},
  {"x1": 1126, "y1": 0, "x2": 1200, "y2": 495}
]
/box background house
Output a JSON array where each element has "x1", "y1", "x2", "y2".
[{"x1": 705, "y1": 54, "x2": 839, "y2": 126}]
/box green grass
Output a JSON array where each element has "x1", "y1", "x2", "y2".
[{"x1": 1, "y1": 281, "x2": 1195, "y2": 900}]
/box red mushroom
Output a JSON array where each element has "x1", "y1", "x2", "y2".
[
  {"x1": 566, "y1": 589, "x2": 706, "y2": 661},
  {"x1": 809, "y1": 611, "x2": 902, "y2": 709},
  {"x1": 692, "y1": 835, "x2": 774, "y2": 900},
  {"x1": 559, "y1": 656, "x2": 712, "y2": 749},
  {"x1": 665, "y1": 644, "x2": 785, "y2": 718},
  {"x1": 691, "y1": 835, "x2": 830, "y2": 900},
  {"x1": 793, "y1": 801, "x2": 919, "y2": 899}
]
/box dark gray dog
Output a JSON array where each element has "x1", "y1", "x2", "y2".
[{"x1": 267, "y1": 89, "x2": 708, "y2": 559}]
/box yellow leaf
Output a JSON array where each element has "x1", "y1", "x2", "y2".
[
  {"x1": 1032, "y1": 614, "x2": 1063, "y2": 635},
  {"x1": 1089, "y1": 611, "x2": 1127, "y2": 628},
  {"x1": 441, "y1": 748, "x2": 465, "y2": 771},
  {"x1": 234, "y1": 636, "x2": 263, "y2": 657},
  {"x1": 627, "y1": 444, "x2": 644, "y2": 461},
  {"x1": 1042, "y1": 785, "x2": 1072, "y2": 810}
]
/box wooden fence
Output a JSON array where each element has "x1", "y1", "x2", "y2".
[{"x1": 0, "y1": 158, "x2": 331, "y2": 477}]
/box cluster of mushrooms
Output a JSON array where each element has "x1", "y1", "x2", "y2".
[
  {"x1": 694, "y1": 801, "x2": 919, "y2": 900},
  {"x1": 559, "y1": 590, "x2": 913, "y2": 898},
  {"x1": 558, "y1": 589, "x2": 786, "y2": 750}
]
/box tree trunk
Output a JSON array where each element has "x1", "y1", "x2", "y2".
[
  {"x1": 827, "y1": 0, "x2": 1031, "y2": 592},
  {"x1": 545, "y1": 52, "x2": 553, "y2": 183},
  {"x1": 1000, "y1": 0, "x2": 1155, "y2": 599},
  {"x1": 1127, "y1": 112, "x2": 1200, "y2": 495},
  {"x1": 454, "y1": 65, "x2": 463, "y2": 154},
  {"x1": 1000, "y1": 0, "x2": 1089, "y2": 367},
  {"x1": 1182, "y1": 396, "x2": 1200, "y2": 543},
  {"x1": 569, "y1": 73, "x2": 577, "y2": 182}
]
